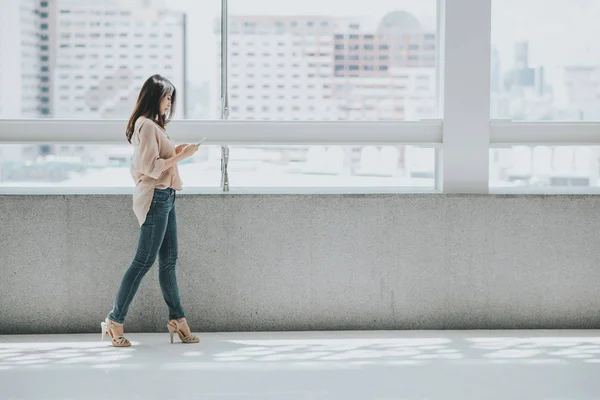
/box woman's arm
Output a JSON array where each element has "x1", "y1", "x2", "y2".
[
  {"x1": 136, "y1": 124, "x2": 193, "y2": 178},
  {"x1": 163, "y1": 152, "x2": 188, "y2": 170},
  {"x1": 136, "y1": 124, "x2": 165, "y2": 179}
]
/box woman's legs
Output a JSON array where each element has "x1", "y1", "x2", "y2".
[
  {"x1": 158, "y1": 202, "x2": 186, "y2": 321},
  {"x1": 108, "y1": 190, "x2": 172, "y2": 324}
]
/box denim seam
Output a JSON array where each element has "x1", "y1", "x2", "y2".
[
  {"x1": 117, "y1": 205, "x2": 158, "y2": 323},
  {"x1": 166, "y1": 200, "x2": 182, "y2": 320}
]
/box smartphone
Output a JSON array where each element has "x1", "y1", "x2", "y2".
[{"x1": 195, "y1": 137, "x2": 207, "y2": 146}]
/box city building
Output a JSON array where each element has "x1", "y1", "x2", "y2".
[
  {"x1": 51, "y1": 0, "x2": 186, "y2": 118},
  {"x1": 1, "y1": 0, "x2": 184, "y2": 119},
  {"x1": 0, "y1": 0, "x2": 50, "y2": 118},
  {"x1": 214, "y1": 11, "x2": 437, "y2": 179},
  {"x1": 0, "y1": 0, "x2": 187, "y2": 182},
  {"x1": 218, "y1": 11, "x2": 436, "y2": 122},
  {"x1": 562, "y1": 65, "x2": 600, "y2": 120}
]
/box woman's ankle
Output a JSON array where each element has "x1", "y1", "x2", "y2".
[{"x1": 107, "y1": 315, "x2": 123, "y2": 325}]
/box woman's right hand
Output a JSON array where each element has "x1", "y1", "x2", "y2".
[{"x1": 180, "y1": 144, "x2": 199, "y2": 159}]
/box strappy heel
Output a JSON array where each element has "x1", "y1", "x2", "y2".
[
  {"x1": 101, "y1": 317, "x2": 131, "y2": 347},
  {"x1": 167, "y1": 319, "x2": 199, "y2": 344}
]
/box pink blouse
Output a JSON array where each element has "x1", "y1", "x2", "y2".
[{"x1": 130, "y1": 116, "x2": 183, "y2": 225}]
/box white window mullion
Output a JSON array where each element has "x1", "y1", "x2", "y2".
[
  {"x1": 220, "y1": 0, "x2": 230, "y2": 192},
  {"x1": 440, "y1": 0, "x2": 492, "y2": 193},
  {"x1": 491, "y1": 122, "x2": 600, "y2": 146}
]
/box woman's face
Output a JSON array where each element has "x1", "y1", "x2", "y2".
[{"x1": 160, "y1": 93, "x2": 172, "y2": 116}]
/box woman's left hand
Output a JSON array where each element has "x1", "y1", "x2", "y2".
[{"x1": 175, "y1": 144, "x2": 187, "y2": 154}]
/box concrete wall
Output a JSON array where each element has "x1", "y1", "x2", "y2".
[{"x1": 1, "y1": 194, "x2": 599, "y2": 334}]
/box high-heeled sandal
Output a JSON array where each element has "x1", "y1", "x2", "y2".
[
  {"x1": 167, "y1": 319, "x2": 200, "y2": 344},
  {"x1": 101, "y1": 317, "x2": 131, "y2": 347}
]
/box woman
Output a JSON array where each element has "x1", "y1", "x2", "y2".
[{"x1": 101, "y1": 74, "x2": 200, "y2": 347}]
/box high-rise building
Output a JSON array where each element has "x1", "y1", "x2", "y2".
[
  {"x1": 51, "y1": 0, "x2": 186, "y2": 118},
  {"x1": 504, "y1": 41, "x2": 535, "y2": 91},
  {"x1": 0, "y1": 0, "x2": 51, "y2": 118},
  {"x1": 218, "y1": 15, "x2": 337, "y2": 120},
  {"x1": 563, "y1": 66, "x2": 600, "y2": 120},
  {"x1": 0, "y1": 0, "x2": 188, "y2": 183},
  {"x1": 0, "y1": 0, "x2": 186, "y2": 119},
  {"x1": 332, "y1": 11, "x2": 436, "y2": 120},
  {"x1": 217, "y1": 11, "x2": 437, "y2": 121},
  {"x1": 491, "y1": 46, "x2": 501, "y2": 94}
]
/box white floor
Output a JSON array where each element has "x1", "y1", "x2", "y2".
[{"x1": 1, "y1": 330, "x2": 599, "y2": 400}]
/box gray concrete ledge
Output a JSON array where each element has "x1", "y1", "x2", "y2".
[{"x1": 1, "y1": 194, "x2": 599, "y2": 334}]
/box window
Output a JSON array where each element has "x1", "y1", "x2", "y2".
[
  {"x1": 490, "y1": 146, "x2": 600, "y2": 189},
  {"x1": 0, "y1": 144, "x2": 220, "y2": 188},
  {"x1": 0, "y1": 0, "x2": 212, "y2": 120},
  {"x1": 1, "y1": 0, "x2": 440, "y2": 190},
  {"x1": 226, "y1": 145, "x2": 434, "y2": 188},
  {"x1": 491, "y1": 0, "x2": 600, "y2": 122}
]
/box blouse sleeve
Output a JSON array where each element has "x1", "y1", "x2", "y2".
[{"x1": 134, "y1": 121, "x2": 166, "y2": 179}]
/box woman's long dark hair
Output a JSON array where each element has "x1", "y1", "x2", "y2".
[{"x1": 126, "y1": 74, "x2": 177, "y2": 143}]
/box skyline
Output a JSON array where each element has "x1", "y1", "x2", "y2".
[
  {"x1": 1, "y1": 1, "x2": 599, "y2": 120},
  {"x1": 0, "y1": 1, "x2": 598, "y2": 189},
  {"x1": 162, "y1": 0, "x2": 600, "y2": 88}
]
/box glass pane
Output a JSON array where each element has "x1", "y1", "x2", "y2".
[
  {"x1": 491, "y1": 0, "x2": 600, "y2": 121},
  {"x1": 227, "y1": 145, "x2": 435, "y2": 188},
  {"x1": 227, "y1": 0, "x2": 438, "y2": 121},
  {"x1": 0, "y1": 0, "x2": 220, "y2": 119},
  {"x1": 0, "y1": 144, "x2": 220, "y2": 188},
  {"x1": 490, "y1": 146, "x2": 600, "y2": 188}
]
